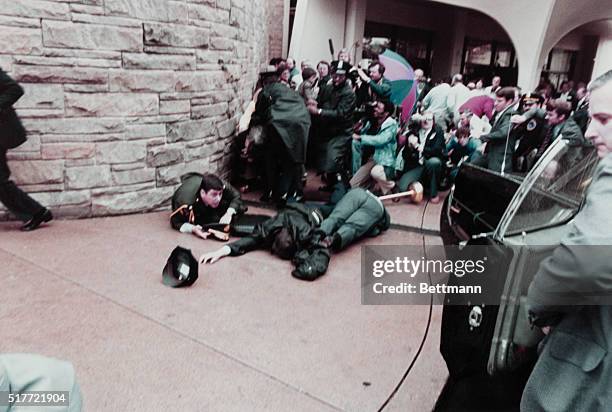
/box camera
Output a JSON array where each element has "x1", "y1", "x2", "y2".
[{"x1": 347, "y1": 66, "x2": 360, "y2": 84}]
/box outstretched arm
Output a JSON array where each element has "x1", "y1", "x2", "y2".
[{"x1": 200, "y1": 246, "x2": 231, "y2": 264}]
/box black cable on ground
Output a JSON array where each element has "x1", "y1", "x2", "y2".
[
  {"x1": 376, "y1": 199, "x2": 435, "y2": 412},
  {"x1": 246, "y1": 194, "x2": 437, "y2": 410}
]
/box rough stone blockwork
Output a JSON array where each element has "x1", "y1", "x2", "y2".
[
  {"x1": 0, "y1": 0, "x2": 273, "y2": 219},
  {"x1": 267, "y1": 0, "x2": 285, "y2": 59}
]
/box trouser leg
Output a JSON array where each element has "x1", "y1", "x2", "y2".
[
  {"x1": 0, "y1": 149, "x2": 45, "y2": 221},
  {"x1": 349, "y1": 160, "x2": 375, "y2": 189},
  {"x1": 335, "y1": 193, "x2": 384, "y2": 249},
  {"x1": 397, "y1": 165, "x2": 424, "y2": 192},
  {"x1": 370, "y1": 164, "x2": 396, "y2": 195},
  {"x1": 277, "y1": 150, "x2": 292, "y2": 198},
  {"x1": 325, "y1": 134, "x2": 350, "y2": 174},
  {"x1": 319, "y1": 188, "x2": 367, "y2": 235},
  {"x1": 282, "y1": 160, "x2": 302, "y2": 198},
  {"x1": 423, "y1": 157, "x2": 442, "y2": 197},
  {"x1": 263, "y1": 136, "x2": 280, "y2": 196},
  {"x1": 351, "y1": 139, "x2": 362, "y2": 175},
  {"x1": 449, "y1": 166, "x2": 459, "y2": 183}
]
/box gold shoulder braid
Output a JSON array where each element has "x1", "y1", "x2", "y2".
[{"x1": 169, "y1": 205, "x2": 194, "y2": 224}]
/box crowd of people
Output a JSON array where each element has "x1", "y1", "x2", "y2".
[
  {"x1": 168, "y1": 49, "x2": 596, "y2": 280},
  {"x1": 233, "y1": 50, "x2": 591, "y2": 209},
  {"x1": 1, "y1": 46, "x2": 591, "y2": 235},
  {"x1": 2, "y1": 30, "x2": 612, "y2": 410}
]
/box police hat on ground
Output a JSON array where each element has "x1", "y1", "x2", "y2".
[{"x1": 162, "y1": 246, "x2": 199, "y2": 287}]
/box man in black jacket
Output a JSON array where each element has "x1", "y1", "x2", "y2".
[
  {"x1": 252, "y1": 68, "x2": 311, "y2": 204},
  {"x1": 512, "y1": 92, "x2": 547, "y2": 172},
  {"x1": 308, "y1": 60, "x2": 356, "y2": 187},
  {"x1": 199, "y1": 188, "x2": 390, "y2": 280},
  {"x1": 200, "y1": 203, "x2": 330, "y2": 281},
  {"x1": 0, "y1": 69, "x2": 52, "y2": 231},
  {"x1": 396, "y1": 112, "x2": 447, "y2": 203}
]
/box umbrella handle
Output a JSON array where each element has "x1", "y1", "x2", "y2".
[{"x1": 379, "y1": 190, "x2": 415, "y2": 201}]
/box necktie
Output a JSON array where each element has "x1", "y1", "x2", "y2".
[
  {"x1": 490, "y1": 112, "x2": 498, "y2": 126},
  {"x1": 537, "y1": 126, "x2": 554, "y2": 156}
]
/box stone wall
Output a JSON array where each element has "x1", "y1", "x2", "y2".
[
  {"x1": 0, "y1": 0, "x2": 272, "y2": 219},
  {"x1": 267, "y1": 0, "x2": 286, "y2": 59}
]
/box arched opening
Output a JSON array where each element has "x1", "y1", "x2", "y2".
[
  {"x1": 363, "y1": 0, "x2": 518, "y2": 85},
  {"x1": 540, "y1": 19, "x2": 612, "y2": 94}
]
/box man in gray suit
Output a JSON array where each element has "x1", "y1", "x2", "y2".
[
  {"x1": 521, "y1": 69, "x2": 612, "y2": 411},
  {"x1": 0, "y1": 69, "x2": 52, "y2": 231}
]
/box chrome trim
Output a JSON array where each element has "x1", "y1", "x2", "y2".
[{"x1": 493, "y1": 139, "x2": 568, "y2": 242}]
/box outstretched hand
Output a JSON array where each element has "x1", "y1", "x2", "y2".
[
  {"x1": 199, "y1": 246, "x2": 231, "y2": 264},
  {"x1": 192, "y1": 226, "x2": 210, "y2": 240}
]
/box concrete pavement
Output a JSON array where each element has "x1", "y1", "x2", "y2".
[{"x1": 0, "y1": 199, "x2": 448, "y2": 411}]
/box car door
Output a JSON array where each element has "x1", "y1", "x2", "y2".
[{"x1": 486, "y1": 137, "x2": 598, "y2": 375}]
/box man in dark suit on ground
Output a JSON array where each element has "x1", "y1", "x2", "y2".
[{"x1": 0, "y1": 69, "x2": 52, "y2": 231}]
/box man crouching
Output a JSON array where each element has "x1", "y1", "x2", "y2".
[{"x1": 170, "y1": 173, "x2": 247, "y2": 240}]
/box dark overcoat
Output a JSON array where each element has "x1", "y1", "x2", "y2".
[
  {"x1": 255, "y1": 82, "x2": 311, "y2": 163},
  {"x1": 0, "y1": 69, "x2": 27, "y2": 150}
]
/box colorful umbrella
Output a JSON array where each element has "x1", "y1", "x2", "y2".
[{"x1": 377, "y1": 50, "x2": 417, "y2": 122}]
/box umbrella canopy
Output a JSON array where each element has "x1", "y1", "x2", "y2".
[{"x1": 377, "y1": 49, "x2": 417, "y2": 121}]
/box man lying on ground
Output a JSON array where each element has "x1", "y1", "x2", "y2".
[
  {"x1": 170, "y1": 173, "x2": 247, "y2": 240},
  {"x1": 199, "y1": 188, "x2": 390, "y2": 280}
]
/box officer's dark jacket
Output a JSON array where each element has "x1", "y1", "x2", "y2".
[
  {"x1": 316, "y1": 80, "x2": 356, "y2": 137},
  {"x1": 253, "y1": 82, "x2": 311, "y2": 163},
  {"x1": 228, "y1": 203, "x2": 321, "y2": 256},
  {"x1": 0, "y1": 69, "x2": 27, "y2": 150},
  {"x1": 513, "y1": 116, "x2": 547, "y2": 157},
  {"x1": 227, "y1": 203, "x2": 331, "y2": 281},
  {"x1": 170, "y1": 173, "x2": 246, "y2": 230}
]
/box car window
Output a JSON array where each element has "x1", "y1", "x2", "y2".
[{"x1": 503, "y1": 140, "x2": 598, "y2": 236}]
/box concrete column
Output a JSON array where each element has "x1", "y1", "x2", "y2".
[
  {"x1": 449, "y1": 9, "x2": 467, "y2": 75},
  {"x1": 430, "y1": 8, "x2": 456, "y2": 80},
  {"x1": 516, "y1": 50, "x2": 548, "y2": 91},
  {"x1": 282, "y1": 0, "x2": 290, "y2": 57},
  {"x1": 344, "y1": 0, "x2": 367, "y2": 64},
  {"x1": 289, "y1": 0, "x2": 347, "y2": 64}
]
